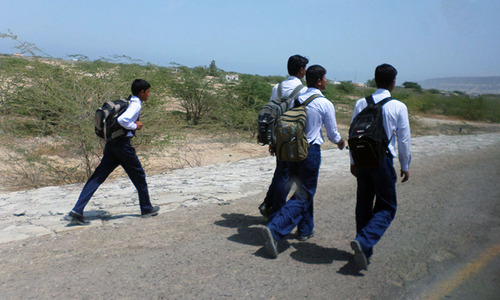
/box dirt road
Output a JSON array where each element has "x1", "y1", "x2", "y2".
[{"x1": 0, "y1": 134, "x2": 499, "y2": 299}]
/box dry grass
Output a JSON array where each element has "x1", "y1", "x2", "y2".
[{"x1": 1, "y1": 115, "x2": 498, "y2": 193}]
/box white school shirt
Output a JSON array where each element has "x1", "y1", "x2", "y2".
[
  {"x1": 350, "y1": 89, "x2": 412, "y2": 171},
  {"x1": 296, "y1": 87, "x2": 342, "y2": 146},
  {"x1": 269, "y1": 76, "x2": 307, "y2": 101},
  {"x1": 117, "y1": 95, "x2": 142, "y2": 137}
]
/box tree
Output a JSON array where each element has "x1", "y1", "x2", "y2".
[
  {"x1": 170, "y1": 66, "x2": 221, "y2": 125},
  {"x1": 403, "y1": 81, "x2": 422, "y2": 91},
  {"x1": 336, "y1": 81, "x2": 355, "y2": 94},
  {"x1": 0, "y1": 30, "x2": 50, "y2": 57},
  {"x1": 209, "y1": 60, "x2": 219, "y2": 76},
  {"x1": 366, "y1": 78, "x2": 377, "y2": 88}
]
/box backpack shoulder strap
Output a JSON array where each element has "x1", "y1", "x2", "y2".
[
  {"x1": 365, "y1": 95, "x2": 375, "y2": 106},
  {"x1": 288, "y1": 84, "x2": 305, "y2": 100},
  {"x1": 277, "y1": 82, "x2": 283, "y2": 98},
  {"x1": 378, "y1": 97, "x2": 392, "y2": 106},
  {"x1": 366, "y1": 95, "x2": 392, "y2": 107},
  {"x1": 301, "y1": 94, "x2": 322, "y2": 107}
]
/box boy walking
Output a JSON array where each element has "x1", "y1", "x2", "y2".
[
  {"x1": 64, "y1": 79, "x2": 159, "y2": 224},
  {"x1": 349, "y1": 64, "x2": 411, "y2": 270},
  {"x1": 259, "y1": 54, "x2": 308, "y2": 218},
  {"x1": 262, "y1": 65, "x2": 345, "y2": 258}
]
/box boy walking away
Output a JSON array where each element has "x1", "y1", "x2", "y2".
[
  {"x1": 64, "y1": 79, "x2": 160, "y2": 225},
  {"x1": 349, "y1": 64, "x2": 411, "y2": 270},
  {"x1": 258, "y1": 55, "x2": 308, "y2": 219},
  {"x1": 262, "y1": 65, "x2": 345, "y2": 258}
]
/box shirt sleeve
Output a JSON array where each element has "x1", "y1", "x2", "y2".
[
  {"x1": 396, "y1": 105, "x2": 412, "y2": 171},
  {"x1": 323, "y1": 101, "x2": 342, "y2": 144},
  {"x1": 117, "y1": 101, "x2": 140, "y2": 130}
]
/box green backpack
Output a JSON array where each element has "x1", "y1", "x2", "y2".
[{"x1": 275, "y1": 94, "x2": 321, "y2": 162}]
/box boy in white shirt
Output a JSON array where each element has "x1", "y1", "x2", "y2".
[
  {"x1": 262, "y1": 65, "x2": 345, "y2": 258},
  {"x1": 65, "y1": 79, "x2": 159, "y2": 225},
  {"x1": 349, "y1": 64, "x2": 411, "y2": 270}
]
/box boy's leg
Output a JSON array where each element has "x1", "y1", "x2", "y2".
[
  {"x1": 115, "y1": 138, "x2": 153, "y2": 214},
  {"x1": 267, "y1": 159, "x2": 292, "y2": 218},
  {"x1": 296, "y1": 145, "x2": 320, "y2": 237},
  {"x1": 260, "y1": 158, "x2": 280, "y2": 216},
  {"x1": 267, "y1": 145, "x2": 321, "y2": 241},
  {"x1": 355, "y1": 156, "x2": 397, "y2": 257},
  {"x1": 72, "y1": 146, "x2": 119, "y2": 215},
  {"x1": 355, "y1": 169, "x2": 376, "y2": 234}
]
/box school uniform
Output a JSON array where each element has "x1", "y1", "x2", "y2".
[
  {"x1": 72, "y1": 95, "x2": 154, "y2": 215},
  {"x1": 351, "y1": 88, "x2": 411, "y2": 258},
  {"x1": 267, "y1": 87, "x2": 342, "y2": 241},
  {"x1": 262, "y1": 76, "x2": 307, "y2": 217}
]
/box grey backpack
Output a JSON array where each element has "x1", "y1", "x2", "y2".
[
  {"x1": 257, "y1": 82, "x2": 304, "y2": 146},
  {"x1": 94, "y1": 97, "x2": 132, "y2": 142}
]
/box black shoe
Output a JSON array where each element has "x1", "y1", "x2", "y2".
[
  {"x1": 297, "y1": 231, "x2": 315, "y2": 242},
  {"x1": 258, "y1": 202, "x2": 271, "y2": 219},
  {"x1": 262, "y1": 227, "x2": 279, "y2": 258},
  {"x1": 351, "y1": 240, "x2": 368, "y2": 270},
  {"x1": 141, "y1": 206, "x2": 160, "y2": 218},
  {"x1": 63, "y1": 211, "x2": 86, "y2": 225}
]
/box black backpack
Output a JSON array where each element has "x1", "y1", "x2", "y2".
[
  {"x1": 257, "y1": 82, "x2": 304, "y2": 146},
  {"x1": 348, "y1": 95, "x2": 392, "y2": 168},
  {"x1": 94, "y1": 96, "x2": 132, "y2": 142}
]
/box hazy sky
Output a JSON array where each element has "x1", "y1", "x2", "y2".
[{"x1": 1, "y1": 0, "x2": 499, "y2": 84}]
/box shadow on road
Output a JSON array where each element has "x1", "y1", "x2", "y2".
[
  {"x1": 337, "y1": 259, "x2": 365, "y2": 277},
  {"x1": 289, "y1": 241, "x2": 365, "y2": 276},
  {"x1": 64, "y1": 210, "x2": 141, "y2": 227},
  {"x1": 214, "y1": 213, "x2": 292, "y2": 258},
  {"x1": 289, "y1": 242, "x2": 351, "y2": 264},
  {"x1": 215, "y1": 213, "x2": 267, "y2": 228},
  {"x1": 214, "y1": 212, "x2": 364, "y2": 272},
  {"x1": 214, "y1": 213, "x2": 267, "y2": 247}
]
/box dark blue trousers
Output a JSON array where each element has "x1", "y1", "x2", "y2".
[
  {"x1": 267, "y1": 144, "x2": 321, "y2": 241},
  {"x1": 354, "y1": 156, "x2": 397, "y2": 258},
  {"x1": 263, "y1": 158, "x2": 292, "y2": 218},
  {"x1": 72, "y1": 138, "x2": 153, "y2": 215}
]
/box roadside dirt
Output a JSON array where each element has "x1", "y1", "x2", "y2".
[
  {"x1": 1, "y1": 116, "x2": 498, "y2": 193},
  {"x1": 0, "y1": 132, "x2": 498, "y2": 299}
]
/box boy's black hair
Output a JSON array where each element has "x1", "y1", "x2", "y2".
[
  {"x1": 287, "y1": 55, "x2": 309, "y2": 76},
  {"x1": 375, "y1": 64, "x2": 397, "y2": 89},
  {"x1": 306, "y1": 65, "x2": 326, "y2": 88},
  {"x1": 131, "y1": 79, "x2": 151, "y2": 96}
]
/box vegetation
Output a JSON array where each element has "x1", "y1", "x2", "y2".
[
  {"x1": 402, "y1": 81, "x2": 422, "y2": 91},
  {"x1": 0, "y1": 52, "x2": 499, "y2": 190}
]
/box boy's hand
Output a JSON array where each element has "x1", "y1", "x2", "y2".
[
  {"x1": 337, "y1": 139, "x2": 345, "y2": 150},
  {"x1": 135, "y1": 121, "x2": 143, "y2": 130},
  {"x1": 401, "y1": 170, "x2": 410, "y2": 182}
]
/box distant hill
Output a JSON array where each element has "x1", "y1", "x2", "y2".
[{"x1": 419, "y1": 77, "x2": 500, "y2": 95}]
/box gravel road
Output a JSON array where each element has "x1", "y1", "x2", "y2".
[{"x1": 0, "y1": 133, "x2": 498, "y2": 299}]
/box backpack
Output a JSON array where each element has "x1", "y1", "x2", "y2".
[
  {"x1": 348, "y1": 95, "x2": 392, "y2": 168},
  {"x1": 257, "y1": 82, "x2": 305, "y2": 146},
  {"x1": 94, "y1": 97, "x2": 131, "y2": 142},
  {"x1": 275, "y1": 94, "x2": 321, "y2": 162}
]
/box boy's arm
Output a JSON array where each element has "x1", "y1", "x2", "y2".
[{"x1": 117, "y1": 101, "x2": 141, "y2": 130}]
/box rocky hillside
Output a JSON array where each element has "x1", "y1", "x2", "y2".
[{"x1": 419, "y1": 76, "x2": 500, "y2": 95}]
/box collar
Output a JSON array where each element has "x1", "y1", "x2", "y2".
[
  {"x1": 287, "y1": 76, "x2": 301, "y2": 81},
  {"x1": 374, "y1": 88, "x2": 391, "y2": 98}
]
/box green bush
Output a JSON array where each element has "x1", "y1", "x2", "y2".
[
  {"x1": 336, "y1": 81, "x2": 355, "y2": 94},
  {"x1": 1, "y1": 54, "x2": 499, "y2": 189}
]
